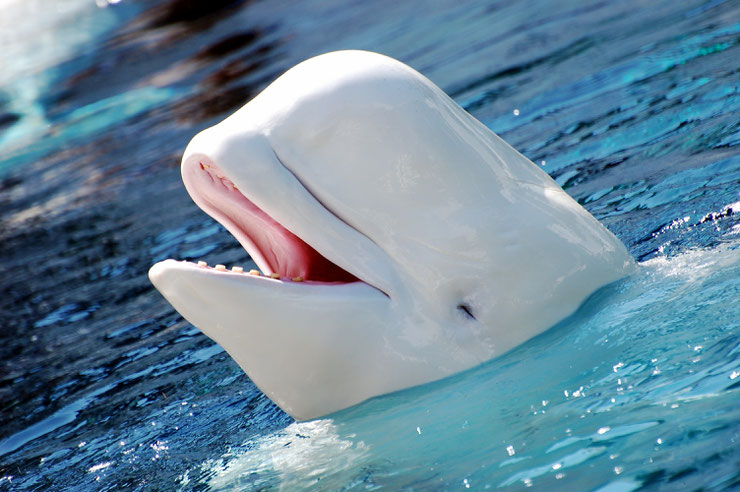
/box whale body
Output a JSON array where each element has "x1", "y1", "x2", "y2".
[{"x1": 149, "y1": 50, "x2": 635, "y2": 421}]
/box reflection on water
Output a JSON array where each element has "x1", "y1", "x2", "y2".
[{"x1": 0, "y1": 0, "x2": 739, "y2": 490}]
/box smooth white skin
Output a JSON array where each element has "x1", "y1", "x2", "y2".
[{"x1": 149, "y1": 50, "x2": 636, "y2": 421}]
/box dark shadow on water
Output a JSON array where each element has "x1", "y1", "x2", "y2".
[
  {"x1": 144, "y1": 0, "x2": 250, "y2": 30},
  {"x1": 193, "y1": 29, "x2": 265, "y2": 60}
]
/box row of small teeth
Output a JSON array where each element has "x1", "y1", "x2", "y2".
[{"x1": 196, "y1": 260, "x2": 304, "y2": 282}]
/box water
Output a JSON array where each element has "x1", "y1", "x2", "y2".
[{"x1": 0, "y1": 0, "x2": 738, "y2": 489}]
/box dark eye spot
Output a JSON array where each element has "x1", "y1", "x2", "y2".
[{"x1": 457, "y1": 303, "x2": 476, "y2": 320}]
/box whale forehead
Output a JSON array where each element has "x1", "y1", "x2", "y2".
[{"x1": 217, "y1": 50, "x2": 551, "y2": 221}]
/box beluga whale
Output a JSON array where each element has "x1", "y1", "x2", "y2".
[{"x1": 149, "y1": 50, "x2": 635, "y2": 421}]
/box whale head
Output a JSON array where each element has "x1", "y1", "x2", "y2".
[{"x1": 149, "y1": 50, "x2": 635, "y2": 420}]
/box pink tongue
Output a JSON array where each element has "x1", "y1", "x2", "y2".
[{"x1": 184, "y1": 159, "x2": 358, "y2": 283}]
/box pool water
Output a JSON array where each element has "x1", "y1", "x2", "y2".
[{"x1": 1, "y1": 0, "x2": 738, "y2": 490}]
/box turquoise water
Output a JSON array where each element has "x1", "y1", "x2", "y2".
[{"x1": 0, "y1": 0, "x2": 738, "y2": 490}]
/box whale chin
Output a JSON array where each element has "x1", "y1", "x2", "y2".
[{"x1": 149, "y1": 50, "x2": 635, "y2": 421}]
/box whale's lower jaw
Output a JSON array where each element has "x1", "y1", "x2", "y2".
[{"x1": 148, "y1": 259, "x2": 471, "y2": 420}]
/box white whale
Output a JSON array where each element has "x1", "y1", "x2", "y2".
[{"x1": 149, "y1": 50, "x2": 635, "y2": 421}]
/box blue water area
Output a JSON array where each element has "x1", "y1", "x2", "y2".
[{"x1": 0, "y1": 0, "x2": 738, "y2": 490}]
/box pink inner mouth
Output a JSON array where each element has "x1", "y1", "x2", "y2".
[{"x1": 182, "y1": 157, "x2": 358, "y2": 283}]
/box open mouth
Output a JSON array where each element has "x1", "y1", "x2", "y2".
[{"x1": 180, "y1": 155, "x2": 360, "y2": 285}]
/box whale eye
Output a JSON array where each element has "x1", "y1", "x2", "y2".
[{"x1": 457, "y1": 303, "x2": 476, "y2": 320}]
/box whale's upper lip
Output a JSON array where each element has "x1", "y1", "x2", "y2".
[{"x1": 177, "y1": 152, "x2": 385, "y2": 293}]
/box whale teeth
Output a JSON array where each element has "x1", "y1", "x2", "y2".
[{"x1": 195, "y1": 261, "x2": 296, "y2": 280}]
